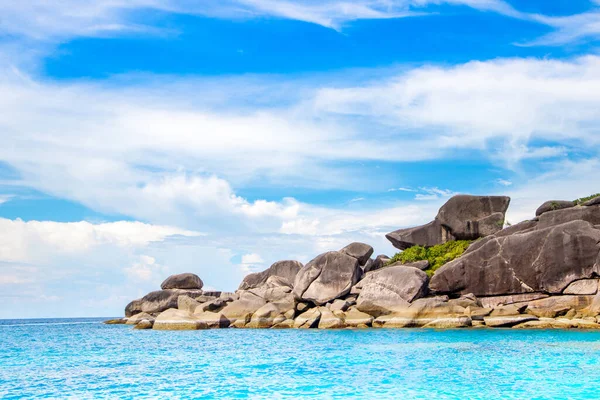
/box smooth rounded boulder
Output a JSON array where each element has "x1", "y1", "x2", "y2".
[
  {"x1": 340, "y1": 242, "x2": 374, "y2": 265},
  {"x1": 293, "y1": 251, "x2": 361, "y2": 305},
  {"x1": 161, "y1": 273, "x2": 203, "y2": 290},
  {"x1": 238, "y1": 260, "x2": 303, "y2": 290},
  {"x1": 356, "y1": 266, "x2": 428, "y2": 316}
]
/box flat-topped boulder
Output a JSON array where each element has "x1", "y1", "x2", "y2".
[
  {"x1": 153, "y1": 309, "x2": 208, "y2": 330},
  {"x1": 386, "y1": 195, "x2": 510, "y2": 250},
  {"x1": 161, "y1": 273, "x2": 203, "y2": 290},
  {"x1": 293, "y1": 251, "x2": 361, "y2": 305},
  {"x1": 430, "y1": 220, "x2": 600, "y2": 296},
  {"x1": 238, "y1": 260, "x2": 303, "y2": 290}
]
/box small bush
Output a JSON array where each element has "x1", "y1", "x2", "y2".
[
  {"x1": 387, "y1": 240, "x2": 472, "y2": 277},
  {"x1": 574, "y1": 193, "x2": 600, "y2": 205}
]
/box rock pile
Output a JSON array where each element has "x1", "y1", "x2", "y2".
[{"x1": 113, "y1": 194, "x2": 600, "y2": 330}]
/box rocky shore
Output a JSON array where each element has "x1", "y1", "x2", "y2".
[{"x1": 107, "y1": 194, "x2": 600, "y2": 330}]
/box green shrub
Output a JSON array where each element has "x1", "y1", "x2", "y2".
[
  {"x1": 387, "y1": 240, "x2": 473, "y2": 277},
  {"x1": 574, "y1": 193, "x2": 600, "y2": 205}
]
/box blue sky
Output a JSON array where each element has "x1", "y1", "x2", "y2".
[{"x1": 1, "y1": 0, "x2": 600, "y2": 318}]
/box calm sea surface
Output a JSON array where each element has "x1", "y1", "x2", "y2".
[{"x1": 1, "y1": 318, "x2": 600, "y2": 399}]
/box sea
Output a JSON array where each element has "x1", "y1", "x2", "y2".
[{"x1": 1, "y1": 318, "x2": 600, "y2": 399}]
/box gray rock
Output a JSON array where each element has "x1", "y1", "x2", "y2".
[
  {"x1": 584, "y1": 196, "x2": 600, "y2": 207},
  {"x1": 134, "y1": 319, "x2": 153, "y2": 330},
  {"x1": 423, "y1": 316, "x2": 472, "y2": 328},
  {"x1": 340, "y1": 242, "x2": 374, "y2": 265},
  {"x1": 318, "y1": 307, "x2": 346, "y2": 329},
  {"x1": 293, "y1": 251, "x2": 361, "y2": 305},
  {"x1": 356, "y1": 266, "x2": 428, "y2": 316},
  {"x1": 238, "y1": 260, "x2": 303, "y2": 290},
  {"x1": 490, "y1": 304, "x2": 527, "y2": 316},
  {"x1": 294, "y1": 308, "x2": 321, "y2": 329},
  {"x1": 366, "y1": 255, "x2": 390, "y2": 273},
  {"x1": 126, "y1": 312, "x2": 155, "y2": 325},
  {"x1": 193, "y1": 311, "x2": 230, "y2": 328},
  {"x1": 537, "y1": 205, "x2": 600, "y2": 230},
  {"x1": 563, "y1": 279, "x2": 599, "y2": 295},
  {"x1": 483, "y1": 315, "x2": 538, "y2": 328},
  {"x1": 343, "y1": 307, "x2": 374, "y2": 327},
  {"x1": 125, "y1": 289, "x2": 203, "y2": 317},
  {"x1": 329, "y1": 299, "x2": 351, "y2": 312},
  {"x1": 220, "y1": 291, "x2": 266, "y2": 323},
  {"x1": 248, "y1": 276, "x2": 293, "y2": 302},
  {"x1": 535, "y1": 200, "x2": 576, "y2": 216},
  {"x1": 479, "y1": 293, "x2": 549, "y2": 309},
  {"x1": 525, "y1": 295, "x2": 594, "y2": 318},
  {"x1": 386, "y1": 195, "x2": 510, "y2": 250},
  {"x1": 389, "y1": 260, "x2": 430, "y2": 271},
  {"x1": 153, "y1": 309, "x2": 208, "y2": 330},
  {"x1": 160, "y1": 273, "x2": 203, "y2": 290},
  {"x1": 177, "y1": 295, "x2": 202, "y2": 313},
  {"x1": 430, "y1": 220, "x2": 600, "y2": 296}
]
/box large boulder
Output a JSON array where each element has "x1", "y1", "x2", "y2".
[
  {"x1": 220, "y1": 291, "x2": 266, "y2": 323},
  {"x1": 293, "y1": 251, "x2": 361, "y2": 305},
  {"x1": 340, "y1": 242, "x2": 374, "y2": 265},
  {"x1": 161, "y1": 273, "x2": 203, "y2": 290},
  {"x1": 537, "y1": 205, "x2": 600, "y2": 230},
  {"x1": 356, "y1": 266, "x2": 428, "y2": 316},
  {"x1": 535, "y1": 200, "x2": 575, "y2": 216},
  {"x1": 386, "y1": 195, "x2": 510, "y2": 250},
  {"x1": 125, "y1": 289, "x2": 203, "y2": 317},
  {"x1": 365, "y1": 255, "x2": 390, "y2": 273},
  {"x1": 238, "y1": 260, "x2": 303, "y2": 290},
  {"x1": 430, "y1": 220, "x2": 600, "y2": 296},
  {"x1": 248, "y1": 276, "x2": 293, "y2": 302}
]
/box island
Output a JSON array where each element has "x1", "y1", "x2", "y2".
[{"x1": 107, "y1": 193, "x2": 600, "y2": 330}]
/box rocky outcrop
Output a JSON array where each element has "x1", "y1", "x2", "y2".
[
  {"x1": 430, "y1": 220, "x2": 600, "y2": 296},
  {"x1": 161, "y1": 273, "x2": 203, "y2": 290},
  {"x1": 293, "y1": 251, "x2": 361, "y2": 305},
  {"x1": 535, "y1": 200, "x2": 575, "y2": 216},
  {"x1": 356, "y1": 266, "x2": 428, "y2": 316},
  {"x1": 340, "y1": 242, "x2": 374, "y2": 265},
  {"x1": 114, "y1": 194, "x2": 600, "y2": 331},
  {"x1": 238, "y1": 260, "x2": 303, "y2": 290},
  {"x1": 125, "y1": 289, "x2": 203, "y2": 317},
  {"x1": 386, "y1": 195, "x2": 510, "y2": 250}
]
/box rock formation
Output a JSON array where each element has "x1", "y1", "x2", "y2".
[
  {"x1": 112, "y1": 193, "x2": 600, "y2": 331},
  {"x1": 386, "y1": 195, "x2": 510, "y2": 250}
]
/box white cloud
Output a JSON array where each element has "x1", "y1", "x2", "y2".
[
  {"x1": 240, "y1": 252, "x2": 265, "y2": 274},
  {"x1": 526, "y1": 12, "x2": 600, "y2": 46},
  {"x1": 496, "y1": 179, "x2": 512, "y2": 186},
  {"x1": 125, "y1": 255, "x2": 167, "y2": 282},
  {"x1": 0, "y1": 218, "x2": 200, "y2": 263},
  {"x1": 414, "y1": 187, "x2": 456, "y2": 201},
  {"x1": 388, "y1": 187, "x2": 416, "y2": 192}
]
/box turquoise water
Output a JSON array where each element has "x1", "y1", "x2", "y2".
[{"x1": 2, "y1": 319, "x2": 600, "y2": 399}]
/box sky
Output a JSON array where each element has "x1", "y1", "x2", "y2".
[{"x1": 1, "y1": 0, "x2": 600, "y2": 318}]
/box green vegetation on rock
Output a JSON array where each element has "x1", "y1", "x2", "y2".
[
  {"x1": 574, "y1": 193, "x2": 600, "y2": 205},
  {"x1": 388, "y1": 240, "x2": 473, "y2": 277}
]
